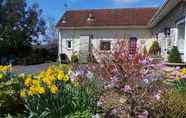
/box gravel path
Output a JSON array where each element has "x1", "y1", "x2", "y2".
[{"x1": 12, "y1": 63, "x2": 57, "y2": 74}]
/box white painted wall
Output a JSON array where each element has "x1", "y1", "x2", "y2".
[
  {"x1": 184, "y1": 16, "x2": 186, "y2": 62},
  {"x1": 59, "y1": 28, "x2": 155, "y2": 61}
]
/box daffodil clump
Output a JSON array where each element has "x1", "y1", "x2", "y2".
[
  {"x1": 0, "y1": 65, "x2": 12, "y2": 72},
  {"x1": 175, "y1": 67, "x2": 186, "y2": 81},
  {"x1": 0, "y1": 65, "x2": 12, "y2": 80},
  {"x1": 20, "y1": 66, "x2": 69, "y2": 97}
]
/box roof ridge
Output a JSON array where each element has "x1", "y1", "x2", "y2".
[{"x1": 66, "y1": 7, "x2": 159, "y2": 12}]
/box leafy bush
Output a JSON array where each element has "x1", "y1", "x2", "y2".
[
  {"x1": 21, "y1": 66, "x2": 99, "y2": 118},
  {"x1": 16, "y1": 47, "x2": 57, "y2": 65},
  {"x1": 71, "y1": 52, "x2": 79, "y2": 64},
  {"x1": 152, "y1": 89, "x2": 186, "y2": 118},
  {"x1": 149, "y1": 41, "x2": 161, "y2": 56},
  {"x1": 168, "y1": 46, "x2": 182, "y2": 63},
  {"x1": 0, "y1": 65, "x2": 25, "y2": 117}
]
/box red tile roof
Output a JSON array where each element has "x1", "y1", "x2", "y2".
[{"x1": 57, "y1": 8, "x2": 158, "y2": 28}]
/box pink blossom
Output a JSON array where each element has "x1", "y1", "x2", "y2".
[
  {"x1": 154, "y1": 93, "x2": 161, "y2": 100},
  {"x1": 140, "y1": 59, "x2": 148, "y2": 65},
  {"x1": 137, "y1": 110, "x2": 149, "y2": 118}
]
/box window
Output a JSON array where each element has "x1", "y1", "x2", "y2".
[
  {"x1": 67, "y1": 40, "x2": 72, "y2": 49},
  {"x1": 100, "y1": 41, "x2": 111, "y2": 51},
  {"x1": 129, "y1": 37, "x2": 137, "y2": 55}
]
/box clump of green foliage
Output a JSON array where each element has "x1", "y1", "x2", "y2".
[
  {"x1": 151, "y1": 89, "x2": 186, "y2": 118},
  {"x1": 168, "y1": 46, "x2": 182, "y2": 63},
  {"x1": 149, "y1": 41, "x2": 161, "y2": 56},
  {"x1": 71, "y1": 52, "x2": 79, "y2": 63},
  {"x1": 0, "y1": 77, "x2": 25, "y2": 117}
]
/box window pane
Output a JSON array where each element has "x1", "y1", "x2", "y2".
[
  {"x1": 100, "y1": 41, "x2": 111, "y2": 50},
  {"x1": 67, "y1": 41, "x2": 72, "y2": 48}
]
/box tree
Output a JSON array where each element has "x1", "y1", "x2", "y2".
[
  {"x1": 0, "y1": 0, "x2": 46, "y2": 58},
  {"x1": 168, "y1": 46, "x2": 182, "y2": 63}
]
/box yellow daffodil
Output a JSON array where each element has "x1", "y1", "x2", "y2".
[
  {"x1": 0, "y1": 65, "x2": 12, "y2": 72},
  {"x1": 24, "y1": 77, "x2": 33, "y2": 87},
  {"x1": 180, "y1": 68, "x2": 186, "y2": 75},
  {"x1": 57, "y1": 72, "x2": 65, "y2": 80},
  {"x1": 27, "y1": 90, "x2": 34, "y2": 96},
  {"x1": 20, "y1": 90, "x2": 27, "y2": 97},
  {"x1": 63, "y1": 75, "x2": 69, "y2": 81},
  {"x1": 42, "y1": 77, "x2": 53, "y2": 85},
  {"x1": 20, "y1": 66, "x2": 72, "y2": 96},
  {"x1": 32, "y1": 79, "x2": 40, "y2": 86},
  {"x1": 50, "y1": 85, "x2": 59, "y2": 94},
  {"x1": 38, "y1": 87, "x2": 45, "y2": 94}
]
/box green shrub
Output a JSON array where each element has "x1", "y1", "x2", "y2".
[
  {"x1": 0, "y1": 74, "x2": 24, "y2": 117},
  {"x1": 152, "y1": 89, "x2": 186, "y2": 118},
  {"x1": 149, "y1": 41, "x2": 161, "y2": 56},
  {"x1": 168, "y1": 46, "x2": 182, "y2": 63},
  {"x1": 71, "y1": 52, "x2": 79, "y2": 64}
]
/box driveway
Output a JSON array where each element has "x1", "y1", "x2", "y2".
[{"x1": 12, "y1": 63, "x2": 57, "y2": 74}]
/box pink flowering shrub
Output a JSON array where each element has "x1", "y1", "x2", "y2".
[
  {"x1": 88, "y1": 39, "x2": 167, "y2": 117},
  {"x1": 92, "y1": 39, "x2": 153, "y2": 89}
]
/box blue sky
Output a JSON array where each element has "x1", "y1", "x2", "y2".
[{"x1": 27, "y1": 0, "x2": 166, "y2": 23}]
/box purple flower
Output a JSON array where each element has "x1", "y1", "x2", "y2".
[
  {"x1": 111, "y1": 76, "x2": 119, "y2": 87},
  {"x1": 143, "y1": 79, "x2": 149, "y2": 84},
  {"x1": 176, "y1": 66, "x2": 181, "y2": 71},
  {"x1": 75, "y1": 69, "x2": 87, "y2": 76},
  {"x1": 122, "y1": 85, "x2": 131, "y2": 93},
  {"x1": 181, "y1": 74, "x2": 186, "y2": 79},
  {"x1": 70, "y1": 74, "x2": 77, "y2": 82}
]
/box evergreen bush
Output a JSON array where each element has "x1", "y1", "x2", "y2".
[{"x1": 168, "y1": 46, "x2": 182, "y2": 63}]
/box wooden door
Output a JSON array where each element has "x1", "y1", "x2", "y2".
[{"x1": 129, "y1": 37, "x2": 137, "y2": 55}]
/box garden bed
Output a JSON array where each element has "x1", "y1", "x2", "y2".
[{"x1": 1, "y1": 40, "x2": 186, "y2": 118}]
